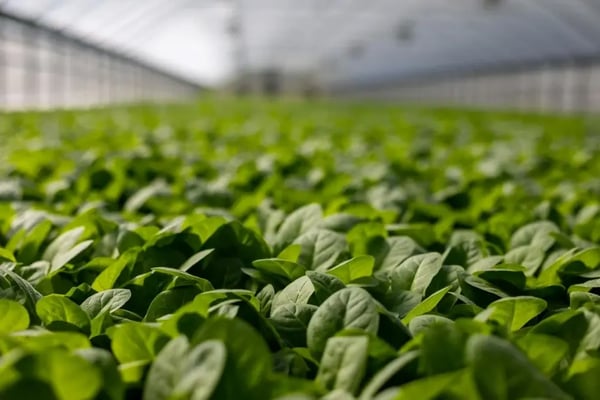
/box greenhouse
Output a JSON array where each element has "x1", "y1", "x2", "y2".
[{"x1": 0, "y1": 1, "x2": 599, "y2": 399}]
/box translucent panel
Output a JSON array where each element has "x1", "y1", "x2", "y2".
[{"x1": 1, "y1": 0, "x2": 600, "y2": 89}]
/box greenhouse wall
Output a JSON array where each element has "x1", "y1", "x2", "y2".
[
  {"x1": 340, "y1": 63, "x2": 600, "y2": 113},
  {"x1": 0, "y1": 11, "x2": 201, "y2": 111}
]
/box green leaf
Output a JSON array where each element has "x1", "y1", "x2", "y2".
[
  {"x1": 0, "y1": 247, "x2": 16, "y2": 262},
  {"x1": 327, "y1": 256, "x2": 375, "y2": 284},
  {"x1": 510, "y1": 221, "x2": 559, "y2": 251},
  {"x1": 192, "y1": 318, "x2": 272, "y2": 400},
  {"x1": 504, "y1": 245, "x2": 546, "y2": 276},
  {"x1": 394, "y1": 370, "x2": 467, "y2": 400},
  {"x1": 0, "y1": 266, "x2": 43, "y2": 321},
  {"x1": 252, "y1": 258, "x2": 306, "y2": 281},
  {"x1": 11, "y1": 219, "x2": 53, "y2": 264},
  {"x1": 307, "y1": 287, "x2": 379, "y2": 357},
  {"x1": 376, "y1": 237, "x2": 422, "y2": 273},
  {"x1": 466, "y1": 334, "x2": 571, "y2": 400},
  {"x1": 8, "y1": 350, "x2": 102, "y2": 400},
  {"x1": 359, "y1": 351, "x2": 420, "y2": 400},
  {"x1": 110, "y1": 322, "x2": 170, "y2": 364},
  {"x1": 35, "y1": 294, "x2": 91, "y2": 333},
  {"x1": 143, "y1": 336, "x2": 227, "y2": 400},
  {"x1": 92, "y1": 248, "x2": 140, "y2": 291},
  {"x1": 407, "y1": 314, "x2": 454, "y2": 337},
  {"x1": 145, "y1": 286, "x2": 201, "y2": 322},
  {"x1": 316, "y1": 335, "x2": 369, "y2": 395},
  {"x1": 419, "y1": 321, "x2": 467, "y2": 375},
  {"x1": 306, "y1": 271, "x2": 346, "y2": 304},
  {"x1": 539, "y1": 247, "x2": 600, "y2": 285},
  {"x1": 390, "y1": 253, "x2": 443, "y2": 295},
  {"x1": 270, "y1": 303, "x2": 318, "y2": 347},
  {"x1": 475, "y1": 296, "x2": 547, "y2": 332},
  {"x1": 124, "y1": 180, "x2": 170, "y2": 213},
  {"x1": 563, "y1": 357, "x2": 600, "y2": 400},
  {"x1": 0, "y1": 299, "x2": 29, "y2": 333},
  {"x1": 402, "y1": 286, "x2": 451, "y2": 324},
  {"x1": 151, "y1": 267, "x2": 214, "y2": 291},
  {"x1": 80, "y1": 289, "x2": 132, "y2": 319},
  {"x1": 50, "y1": 240, "x2": 93, "y2": 272},
  {"x1": 179, "y1": 249, "x2": 215, "y2": 272},
  {"x1": 76, "y1": 348, "x2": 125, "y2": 400},
  {"x1": 516, "y1": 334, "x2": 569, "y2": 376},
  {"x1": 0, "y1": 330, "x2": 91, "y2": 353},
  {"x1": 295, "y1": 229, "x2": 349, "y2": 271},
  {"x1": 274, "y1": 203, "x2": 323, "y2": 253},
  {"x1": 271, "y1": 276, "x2": 315, "y2": 312},
  {"x1": 277, "y1": 243, "x2": 303, "y2": 262},
  {"x1": 42, "y1": 227, "x2": 85, "y2": 262}
]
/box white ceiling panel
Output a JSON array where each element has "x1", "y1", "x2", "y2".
[{"x1": 1, "y1": 0, "x2": 599, "y2": 87}]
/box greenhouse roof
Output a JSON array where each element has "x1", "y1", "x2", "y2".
[{"x1": 2, "y1": 0, "x2": 600, "y2": 86}]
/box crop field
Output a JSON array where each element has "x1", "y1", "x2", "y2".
[{"x1": 0, "y1": 99, "x2": 600, "y2": 399}]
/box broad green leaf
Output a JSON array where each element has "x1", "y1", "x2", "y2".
[
  {"x1": 35, "y1": 294, "x2": 91, "y2": 333},
  {"x1": 376, "y1": 236, "x2": 422, "y2": 273},
  {"x1": 475, "y1": 296, "x2": 546, "y2": 332},
  {"x1": 192, "y1": 318, "x2": 272, "y2": 400},
  {"x1": 0, "y1": 330, "x2": 91, "y2": 352},
  {"x1": 271, "y1": 276, "x2": 315, "y2": 312},
  {"x1": 92, "y1": 248, "x2": 140, "y2": 291},
  {"x1": 179, "y1": 249, "x2": 215, "y2": 272},
  {"x1": 145, "y1": 286, "x2": 201, "y2": 322},
  {"x1": 327, "y1": 255, "x2": 374, "y2": 284},
  {"x1": 504, "y1": 245, "x2": 546, "y2": 276},
  {"x1": 316, "y1": 336, "x2": 369, "y2": 395},
  {"x1": 539, "y1": 247, "x2": 600, "y2": 285},
  {"x1": 277, "y1": 243, "x2": 303, "y2": 262},
  {"x1": 110, "y1": 322, "x2": 170, "y2": 364},
  {"x1": 516, "y1": 334, "x2": 569, "y2": 376},
  {"x1": 0, "y1": 299, "x2": 29, "y2": 333},
  {"x1": 274, "y1": 203, "x2": 323, "y2": 253},
  {"x1": 0, "y1": 266, "x2": 43, "y2": 321},
  {"x1": 510, "y1": 221, "x2": 559, "y2": 251},
  {"x1": 42, "y1": 226, "x2": 85, "y2": 262},
  {"x1": 80, "y1": 289, "x2": 132, "y2": 319},
  {"x1": 402, "y1": 286, "x2": 451, "y2": 324},
  {"x1": 143, "y1": 336, "x2": 227, "y2": 400},
  {"x1": 151, "y1": 267, "x2": 214, "y2": 291},
  {"x1": 76, "y1": 348, "x2": 125, "y2": 400},
  {"x1": 419, "y1": 321, "x2": 466, "y2": 375},
  {"x1": 124, "y1": 180, "x2": 170, "y2": 213},
  {"x1": 466, "y1": 334, "x2": 571, "y2": 400},
  {"x1": 271, "y1": 303, "x2": 318, "y2": 347},
  {"x1": 306, "y1": 271, "x2": 346, "y2": 304},
  {"x1": 390, "y1": 253, "x2": 443, "y2": 295},
  {"x1": 307, "y1": 287, "x2": 379, "y2": 357},
  {"x1": 7, "y1": 349, "x2": 102, "y2": 400},
  {"x1": 359, "y1": 351, "x2": 420, "y2": 400},
  {"x1": 0, "y1": 247, "x2": 15, "y2": 262},
  {"x1": 50, "y1": 240, "x2": 93, "y2": 272},
  {"x1": 407, "y1": 315, "x2": 454, "y2": 337},
  {"x1": 563, "y1": 357, "x2": 600, "y2": 400},
  {"x1": 294, "y1": 229, "x2": 349, "y2": 271},
  {"x1": 394, "y1": 370, "x2": 467, "y2": 400},
  {"x1": 252, "y1": 258, "x2": 306, "y2": 281}
]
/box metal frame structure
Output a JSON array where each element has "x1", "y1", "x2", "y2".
[{"x1": 0, "y1": 9, "x2": 201, "y2": 110}]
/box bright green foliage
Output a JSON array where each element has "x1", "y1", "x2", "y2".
[{"x1": 0, "y1": 99, "x2": 599, "y2": 399}]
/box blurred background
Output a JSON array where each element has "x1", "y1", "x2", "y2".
[{"x1": 1, "y1": 0, "x2": 599, "y2": 112}]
